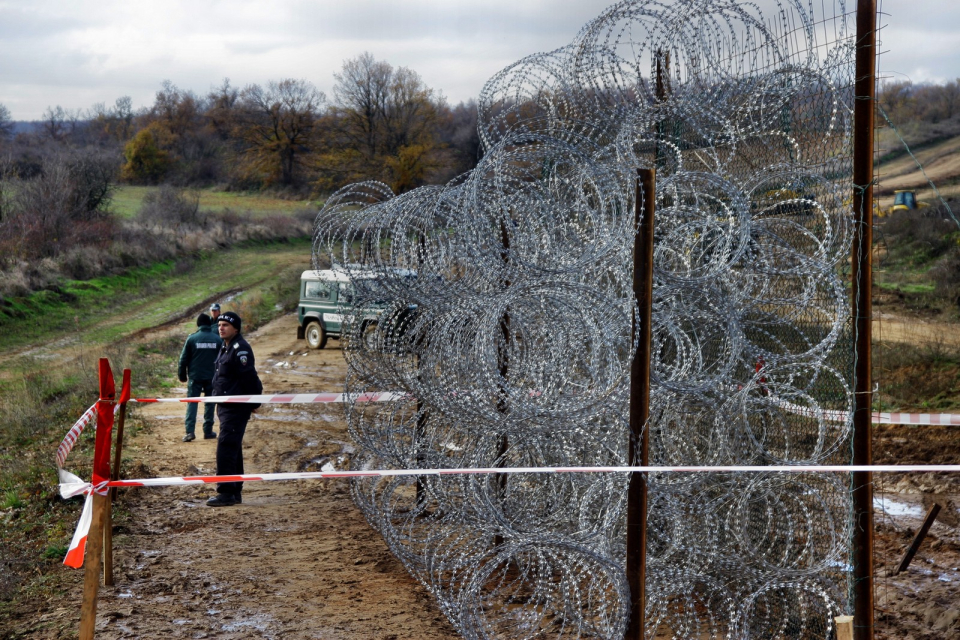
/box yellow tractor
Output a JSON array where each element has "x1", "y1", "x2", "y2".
[{"x1": 885, "y1": 189, "x2": 929, "y2": 216}]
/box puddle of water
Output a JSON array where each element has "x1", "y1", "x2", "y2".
[
  {"x1": 330, "y1": 440, "x2": 356, "y2": 454},
  {"x1": 221, "y1": 612, "x2": 273, "y2": 633},
  {"x1": 254, "y1": 414, "x2": 310, "y2": 423},
  {"x1": 874, "y1": 496, "x2": 924, "y2": 518},
  {"x1": 274, "y1": 369, "x2": 337, "y2": 378}
]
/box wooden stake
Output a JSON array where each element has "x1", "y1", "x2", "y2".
[
  {"x1": 836, "y1": 615, "x2": 855, "y2": 640},
  {"x1": 104, "y1": 369, "x2": 130, "y2": 586},
  {"x1": 79, "y1": 358, "x2": 116, "y2": 640},
  {"x1": 79, "y1": 492, "x2": 109, "y2": 640},
  {"x1": 896, "y1": 503, "x2": 941, "y2": 574}
]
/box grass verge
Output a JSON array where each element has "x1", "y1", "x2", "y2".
[{"x1": 875, "y1": 340, "x2": 960, "y2": 412}]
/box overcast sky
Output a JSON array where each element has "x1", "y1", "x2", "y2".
[{"x1": 0, "y1": 0, "x2": 956, "y2": 121}]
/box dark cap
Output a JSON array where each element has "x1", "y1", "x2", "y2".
[
  {"x1": 197, "y1": 313, "x2": 211, "y2": 327},
  {"x1": 210, "y1": 303, "x2": 221, "y2": 312},
  {"x1": 218, "y1": 311, "x2": 241, "y2": 331}
]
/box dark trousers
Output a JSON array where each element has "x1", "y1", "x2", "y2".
[
  {"x1": 184, "y1": 378, "x2": 215, "y2": 435},
  {"x1": 216, "y1": 407, "x2": 250, "y2": 496}
]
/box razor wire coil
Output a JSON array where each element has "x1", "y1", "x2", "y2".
[{"x1": 316, "y1": 1, "x2": 857, "y2": 637}]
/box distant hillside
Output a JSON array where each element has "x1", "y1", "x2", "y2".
[
  {"x1": 10, "y1": 121, "x2": 40, "y2": 135},
  {"x1": 877, "y1": 133, "x2": 960, "y2": 208}
]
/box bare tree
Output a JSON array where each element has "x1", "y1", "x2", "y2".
[
  {"x1": 42, "y1": 105, "x2": 68, "y2": 142},
  {"x1": 333, "y1": 52, "x2": 393, "y2": 159},
  {"x1": 0, "y1": 103, "x2": 13, "y2": 140},
  {"x1": 235, "y1": 79, "x2": 326, "y2": 186},
  {"x1": 327, "y1": 53, "x2": 443, "y2": 192},
  {"x1": 207, "y1": 78, "x2": 240, "y2": 140},
  {"x1": 90, "y1": 96, "x2": 135, "y2": 143}
]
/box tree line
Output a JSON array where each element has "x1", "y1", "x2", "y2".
[
  {"x1": 0, "y1": 52, "x2": 481, "y2": 197},
  {"x1": 879, "y1": 79, "x2": 960, "y2": 126},
  {"x1": 877, "y1": 78, "x2": 960, "y2": 156}
]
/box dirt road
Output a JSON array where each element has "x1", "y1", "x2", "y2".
[
  {"x1": 58, "y1": 314, "x2": 457, "y2": 639},
  {"x1": 874, "y1": 313, "x2": 960, "y2": 349}
]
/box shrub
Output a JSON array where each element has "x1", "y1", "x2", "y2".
[
  {"x1": 881, "y1": 204, "x2": 960, "y2": 264},
  {"x1": 120, "y1": 124, "x2": 172, "y2": 183},
  {"x1": 136, "y1": 185, "x2": 204, "y2": 229},
  {"x1": 0, "y1": 152, "x2": 118, "y2": 262}
]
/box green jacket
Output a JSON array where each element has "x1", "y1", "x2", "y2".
[{"x1": 178, "y1": 325, "x2": 223, "y2": 382}]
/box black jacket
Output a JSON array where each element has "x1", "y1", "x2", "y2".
[{"x1": 212, "y1": 333, "x2": 263, "y2": 411}]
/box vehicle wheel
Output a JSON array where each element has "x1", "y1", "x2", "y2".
[
  {"x1": 305, "y1": 321, "x2": 327, "y2": 349},
  {"x1": 361, "y1": 322, "x2": 378, "y2": 351}
]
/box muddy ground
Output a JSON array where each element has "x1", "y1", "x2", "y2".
[
  {"x1": 20, "y1": 312, "x2": 960, "y2": 639},
  {"x1": 32, "y1": 314, "x2": 458, "y2": 640}
]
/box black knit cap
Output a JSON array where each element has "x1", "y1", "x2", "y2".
[
  {"x1": 218, "y1": 311, "x2": 241, "y2": 331},
  {"x1": 197, "y1": 313, "x2": 211, "y2": 327}
]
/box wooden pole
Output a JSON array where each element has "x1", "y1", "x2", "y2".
[
  {"x1": 103, "y1": 368, "x2": 131, "y2": 586},
  {"x1": 80, "y1": 359, "x2": 116, "y2": 640},
  {"x1": 625, "y1": 168, "x2": 655, "y2": 640},
  {"x1": 896, "y1": 503, "x2": 941, "y2": 574},
  {"x1": 79, "y1": 493, "x2": 109, "y2": 640},
  {"x1": 852, "y1": 2, "x2": 877, "y2": 639}
]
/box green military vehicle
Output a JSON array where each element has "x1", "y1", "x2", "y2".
[{"x1": 296, "y1": 266, "x2": 416, "y2": 350}]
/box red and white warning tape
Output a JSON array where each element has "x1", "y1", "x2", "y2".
[
  {"x1": 133, "y1": 392, "x2": 960, "y2": 427},
  {"x1": 130, "y1": 391, "x2": 407, "y2": 404},
  {"x1": 56, "y1": 403, "x2": 97, "y2": 469},
  {"x1": 57, "y1": 462, "x2": 960, "y2": 568},
  {"x1": 768, "y1": 398, "x2": 960, "y2": 426},
  {"x1": 874, "y1": 412, "x2": 960, "y2": 426},
  {"x1": 97, "y1": 463, "x2": 960, "y2": 487},
  {"x1": 55, "y1": 390, "x2": 960, "y2": 569}
]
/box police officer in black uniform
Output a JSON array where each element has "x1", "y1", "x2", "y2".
[{"x1": 208, "y1": 311, "x2": 262, "y2": 507}]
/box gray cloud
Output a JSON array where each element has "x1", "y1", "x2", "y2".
[{"x1": 0, "y1": 0, "x2": 955, "y2": 120}]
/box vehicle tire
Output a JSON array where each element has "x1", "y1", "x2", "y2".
[
  {"x1": 362, "y1": 322, "x2": 378, "y2": 351},
  {"x1": 305, "y1": 321, "x2": 327, "y2": 349}
]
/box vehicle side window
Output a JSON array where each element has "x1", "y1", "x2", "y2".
[
  {"x1": 304, "y1": 281, "x2": 332, "y2": 300},
  {"x1": 338, "y1": 282, "x2": 354, "y2": 304}
]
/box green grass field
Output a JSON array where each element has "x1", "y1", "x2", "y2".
[
  {"x1": 0, "y1": 239, "x2": 312, "y2": 359},
  {"x1": 111, "y1": 186, "x2": 321, "y2": 219}
]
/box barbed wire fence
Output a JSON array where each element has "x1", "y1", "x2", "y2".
[{"x1": 315, "y1": 1, "x2": 860, "y2": 637}]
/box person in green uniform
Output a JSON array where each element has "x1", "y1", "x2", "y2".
[{"x1": 178, "y1": 313, "x2": 223, "y2": 442}]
